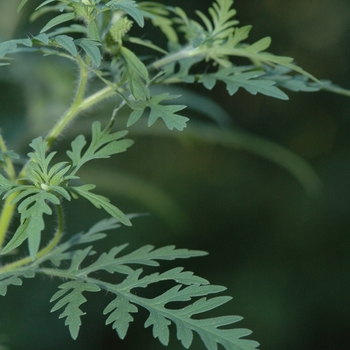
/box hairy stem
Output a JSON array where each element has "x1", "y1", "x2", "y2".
[
  {"x1": 0, "y1": 193, "x2": 17, "y2": 249},
  {"x1": 0, "y1": 134, "x2": 17, "y2": 181},
  {"x1": 0, "y1": 136, "x2": 18, "y2": 248},
  {"x1": 150, "y1": 45, "x2": 202, "y2": 70},
  {"x1": 44, "y1": 55, "x2": 90, "y2": 149},
  {"x1": 0, "y1": 58, "x2": 117, "y2": 248}
]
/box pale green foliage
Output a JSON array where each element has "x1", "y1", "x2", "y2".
[
  {"x1": 126, "y1": 93, "x2": 188, "y2": 130},
  {"x1": 50, "y1": 279, "x2": 101, "y2": 340},
  {"x1": 0, "y1": 217, "x2": 259, "y2": 349},
  {"x1": 0, "y1": 121, "x2": 133, "y2": 259},
  {"x1": 1, "y1": 0, "x2": 347, "y2": 349}
]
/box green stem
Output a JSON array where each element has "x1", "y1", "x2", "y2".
[
  {"x1": 44, "y1": 56, "x2": 90, "y2": 149},
  {"x1": 0, "y1": 204, "x2": 64, "y2": 273},
  {"x1": 150, "y1": 45, "x2": 202, "y2": 70},
  {"x1": 0, "y1": 136, "x2": 18, "y2": 248},
  {"x1": 322, "y1": 84, "x2": 350, "y2": 97},
  {"x1": 36, "y1": 268, "x2": 78, "y2": 280},
  {"x1": 0, "y1": 193, "x2": 17, "y2": 249},
  {"x1": 0, "y1": 134, "x2": 16, "y2": 181},
  {"x1": 45, "y1": 83, "x2": 117, "y2": 149},
  {"x1": 0, "y1": 58, "x2": 117, "y2": 248}
]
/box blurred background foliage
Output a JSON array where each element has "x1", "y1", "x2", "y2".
[{"x1": 1, "y1": 0, "x2": 350, "y2": 349}]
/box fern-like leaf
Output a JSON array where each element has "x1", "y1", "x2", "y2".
[
  {"x1": 50, "y1": 279, "x2": 101, "y2": 339},
  {"x1": 195, "y1": 0, "x2": 238, "y2": 42},
  {"x1": 261, "y1": 65, "x2": 321, "y2": 92},
  {"x1": 104, "y1": 294, "x2": 138, "y2": 339},
  {"x1": 199, "y1": 68, "x2": 288, "y2": 99},
  {"x1": 0, "y1": 269, "x2": 35, "y2": 296},
  {"x1": 101, "y1": 269, "x2": 259, "y2": 349},
  {"x1": 0, "y1": 122, "x2": 132, "y2": 256},
  {"x1": 79, "y1": 245, "x2": 208, "y2": 276},
  {"x1": 69, "y1": 184, "x2": 131, "y2": 226},
  {"x1": 0, "y1": 274, "x2": 23, "y2": 296},
  {"x1": 139, "y1": 2, "x2": 178, "y2": 42},
  {"x1": 46, "y1": 233, "x2": 257, "y2": 349},
  {"x1": 127, "y1": 93, "x2": 188, "y2": 131},
  {"x1": 1, "y1": 214, "x2": 259, "y2": 349},
  {"x1": 67, "y1": 121, "x2": 133, "y2": 174},
  {"x1": 2, "y1": 190, "x2": 59, "y2": 259}
]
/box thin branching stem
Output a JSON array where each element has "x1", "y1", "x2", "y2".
[
  {"x1": 150, "y1": 46, "x2": 203, "y2": 70},
  {"x1": 0, "y1": 57, "x2": 117, "y2": 252},
  {"x1": 44, "y1": 55, "x2": 90, "y2": 149},
  {"x1": 0, "y1": 135, "x2": 17, "y2": 181},
  {"x1": 0, "y1": 193, "x2": 17, "y2": 249}
]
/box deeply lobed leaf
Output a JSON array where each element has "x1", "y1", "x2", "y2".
[
  {"x1": 127, "y1": 93, "x2": 188, "y2": 131},
  {"x1": 199, "y1": 68, "x2": 289, "y2": 100},
  {"x1": 104, "y1": 294, "x2": 138, "y2": 339},
  {"x1": 69, "y1": 184, "x2": 132, "y2": 226},
  {"x1": 2, "y1": 190, "x2": 59, "y2": 259},
  {"x1": 50, "y1": 279, "x2": 101, "y2": 339}
]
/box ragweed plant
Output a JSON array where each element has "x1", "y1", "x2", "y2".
[{"x1": 0, "y1": 0, "x2": 349, "y2": 349}]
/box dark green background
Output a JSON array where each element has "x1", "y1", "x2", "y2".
[{"x1": 0, "y1": 1, "x2": 349, "y2": 349}]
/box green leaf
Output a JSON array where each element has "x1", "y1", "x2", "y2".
[
  {"x1": 68, "y1": 247, "x2": 94, "y2": 273},
  {"x1": 44, "y1": 24, "x2": 86, "y2": 38},
  {"x1": 0, "y1": 219, "x2": 29, "y2": 257},
  {"x1": 17, "y1": 0, "x2": 29, "y2": 13},
  {"x1": 35, "y1": 0, "x2": 58, "y2": 10},
  {"x1": 66, "y1": 135, "x2": 86, "y2": 168},
  {"x1": 87, "y1": 19, "x2": 101, "y2": 41},
  {"x1": 0, "y1": 270, "x2": 35, "y2": 296},
  {"x1": 70, "y1": 184, "x2": 131, "y2": 226},
  {"x1": 2, "y1": 190, "x2": 60, "y2": 259},
  {"x1": 79, "y1": 245, "x2": 207, "y2": 275},
  {"x1": 40, "y1": 13, "x2": 76, "y2": 33},
  {"x1": 0, "y1": 38, "x2": 32, "y2": 59},
  {"x1": 67, "y1": 121, "x2": 133, "y2": 173},
  {"x1": 120, "y1": 46, "x2": 148, "y2": 80},
  {"x1": 97, "y1": 267, "x2": 259, "y2": 349},
  {"x1": 139, "y1": 2, "x2": 178, "y2": 42},
  {"x1": 199, "y1": 68, "x2": 289, "y2": 100},
  {"x1": 120, "y1": 46, "x2": 150, "y2": 100},
  {"x1": 145, "y1": 310, "x2": 171, "y2": 345},
  {"x1": 54, "y1": 35, "x2": 77, "y2": 56},
  {"x1": 46, "y1": 219, "x2": 122, "y2": 266},
  {"x1": 24, "y1": 136, "x2": 73, "y2": 191},
  {"x1": 33, "y1": 33, "x2": 50, "y2": 45},
  {"x1": 104, "y1": 295, "x2": 138, "y2": 339},
  {"x1": 37, "y1": 222, "x2": 258, "y2": 349},
  {"x1": 75, "y1": 38, "x2": 101, "y2": 66},
  {"x1": 195, "y1": 0, "x2": 238, "y2": 40},
  {"x1": 155, "y1": 55, "x2": 203, "y2": 84},
  {"x1": 0, "y1": 275, "x2": 23, "y2": 296},
  {"x1": 261, "y1": 65, "x2": 321, "y2": 92},
  {"x1": 0, "y1": 174, "x2": 14, "y2": 196},
  {"x1": 112, "y1": 245, "x2": 208, "y2": 269},
  {"x1": 246, "y1": 36, "x2": 271, "y2": 53},
  {"x1": 105, "y1": 0, "x2": 144, "y2": 27},
  {"x1": 141, "y1": 283, "x2": 259, "y2": 349},
  {"x1": 50, "y1": 280, "x2": 100, "y2": 340},
  {"x1": 127, "y1": 94, "x2": 188, "y2": 131}
]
